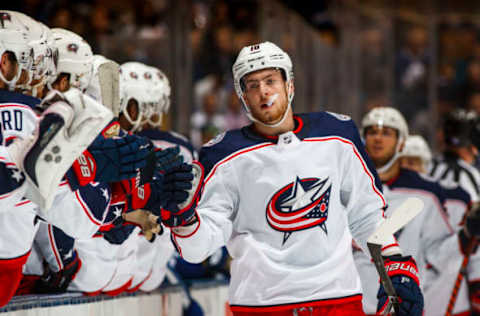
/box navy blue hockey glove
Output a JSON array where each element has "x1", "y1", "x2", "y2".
[
  {"x1": 139, "y1": 146, "x2": 184, "y2": 185},
  {"x1": 160, "y1": 161, "x2": 204, "y2": 227},
  {"x1": 70, "y1": 134, "x2": 151, "y2": 186},
  {"x1": 102, "y1": 224, "x2": 136, "y2": 245},
  {"x1": 35, "y1": 251, "x2": 82, "y2": 294},
  {"x1": 143, "y1": 163, "x2": 194, "y2": 214},
  {"x1": 155, "y1": 146, "x2": 184, "y2": 175},
  {"x1": 377, "y1": 255, "x2": 423, "y2": 316}
]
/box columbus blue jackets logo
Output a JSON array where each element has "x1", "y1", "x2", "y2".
[
  {"x1": 0, "y1": 12, "x2": 11, "y2": 28},
  {"x1": 67, "y1": 43, "x2": 79, "y2": 53},
  {"x1": 266, "y1": 177, "x2": 332, "y2": 245}
]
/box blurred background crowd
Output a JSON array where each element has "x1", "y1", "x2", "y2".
[{"x1": 7, "y1": 0, "x2": 480, "y2": 153}]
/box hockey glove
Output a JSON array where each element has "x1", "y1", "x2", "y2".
[
  {"x1": 377, "y1": 255, "x2": 423, "y2": 316},
  {"x1": 71, "y1": 134, "x2": 151, "y2": 185},
  {"x1": 160, "y1": 161, "x2": 204, "y2": 227},
  {"x1": 154, "y1": 146, "x2": 184, "y2": 175},
  {"x1": 139, "y1": 146, "x2": 184, "y2": 185},
  {"x1": 102, "y1": 224, "x2": 136, "y2": 245},
  {"x1": 35, "y1": 251, "x2": 82, "y2": 294},
  {"x1": 140, "y1": 163, "x2": 194, "y2": 214}
]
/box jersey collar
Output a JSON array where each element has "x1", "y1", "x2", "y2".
[{"x1": 242, "y1": 115, "x2": 308, "y2": 142}]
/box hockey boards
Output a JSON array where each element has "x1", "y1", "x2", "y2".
[{"x1": 367, "y1": 197, "x2": 424, "y2": 316}]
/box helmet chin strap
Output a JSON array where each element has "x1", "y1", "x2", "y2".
[
  {"x1": 243, "y1": 81, "x2": 294, "y2": 129},
  {"x1": 0, "y1": 67, "x2": 22, "y2": 91},
  {"x1": 376, "y1": 140, "x2": 404, "y2": 174}
]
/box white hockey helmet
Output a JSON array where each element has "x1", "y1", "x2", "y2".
[
  {"x1": 361, "y1": 106, "x2": 409, "y2": 173},
  {"x1": 119, "y1": 61, "x2": 152, "y2": 131},
  {"x1": 232, "y1": 41, "x2": 294, "y2": 127},
  {"x1": 0, "y1": 11, "x2": 34, "y2": 90},
  {"x1": 85, "y1": 55, "x2": 120, "y2": 116},
  {"x1": 400, "y1": 134, "x2": 432, "y2": 167},
  {"x1": 7, "y1": 11, "x2": 55, "y2": 92},
  {"x1": 50, "y1": 28, "x2": 93, "y2": 92},
  {"x1": 146, "y1": 66, "x2": 171, "y2": 127}
]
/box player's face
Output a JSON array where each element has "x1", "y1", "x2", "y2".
[
  {"x1": 0, "y1": 52, "x2": 18, "y2": 85},
  {"x1": 119, "y1": 98, "x2": 139, "y2": 131},
  {"x1": 400, "y1": 156, "x2": 424, "y2": 173},
  {"x1": 242, "y1": 68, "x2": 290, "y2": 125},
  {"x1": 364, "y1": 125, "x2": 398, "y2": 168}
]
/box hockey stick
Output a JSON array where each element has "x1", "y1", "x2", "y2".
[
  {"x1": 445, "y1": 237, "x2": 477, "y2": 316},
  {"x1": 367, "y1": 197, "x2": 425, "y2": 316}
]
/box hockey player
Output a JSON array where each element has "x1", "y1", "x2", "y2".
[
  {"x1": 160, "y1": 41, "x2": 423, "y2": 315},
  {"x1": 428, "y1": 109, "x2": 480, "y2": 315},
  {"x1": 398, "y1": 135, "x2": 474, "y2": 315},
  {"x1": 355, "y1": 107, "x2": 474, "y2": 315},
  {"x1": 399, "y1": 134, "x2": 432, "y2": 173}
]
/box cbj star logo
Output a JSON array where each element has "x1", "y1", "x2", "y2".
[{"x1": 266, "y1": 177, "x2": 332, "y2": 245}]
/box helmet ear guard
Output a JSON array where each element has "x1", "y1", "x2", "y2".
[{"x1": 50, "y1": 28, "x2": 93, "y2": 92}]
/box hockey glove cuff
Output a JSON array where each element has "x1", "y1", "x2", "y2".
[
  {"x1": 377, "y1": 255, "x2": 423, "y2": 316},
  {"x1": 160, "y1": 161, "x2": 204, "y2": 227}
]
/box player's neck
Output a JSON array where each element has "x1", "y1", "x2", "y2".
[
  {"x1": 378, "y1": 160, "x2": 401, "y2": 182},
  {"x1": 252, "y1": 111, "x2": 295, "y2": 136},
  {"x1": 455, "y1": 147, "x2": 477, "y2": 165}
]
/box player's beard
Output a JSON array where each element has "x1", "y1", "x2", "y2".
[{"x1": 249, "y1": 94, "x2": 289, "y2": 125}]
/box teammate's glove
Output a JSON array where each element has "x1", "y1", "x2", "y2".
[
  {"x1": 70, "y1": 134, "x2": 150, "y2": 186},
  {"x1": 139, "y1": 146, "x2": 184, "y2": 185},
  {"x1": 377, "y1": 255, "x2": 423, "y2": 316},
  {"x1": 102, "y1": 224, "x2": 136, "y2": 245},
  {"x1": 154, "y1": 146, "x2": 184, "y2": 175},
  {"x1": 140, "y1": 163, "x2": 193, "y2": 214},
  {"x1": 160, "y1": 161, "x2": 204, "y2": 227},
  {"x1": 35, "y1": 251, "x2": 82, "y2": 294}
]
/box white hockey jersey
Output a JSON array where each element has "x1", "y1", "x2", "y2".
[
  {"x1": 0, "y1": 89, "x2": 111, "y2": 239},
  {"x1": 172, "y1": 112, "x2": 399, "y2": 311}
]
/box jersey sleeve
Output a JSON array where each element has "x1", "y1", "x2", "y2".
[
  {"x1": 0, "y1": 146, "x2": 27, "y2": 212},
  {"x1": 171, "y1": 152, "x2": 236, "y2": 263},
  {"x1": 339, "y1": 121, "x2": 398, "y2": 255},
  {"x1": 36, "y1": 183, "x2": 111, "y2": 239}
]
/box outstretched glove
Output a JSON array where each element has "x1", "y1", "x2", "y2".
[
  {"x1": 102, "y1": 224, "x2": 136, "y2": 245},
  {"x1": 142, "y1": 163, "x2": 194, "y2": 214},
  {"x1": 70, "y1": 134, "x2": 151, "y2": 186},
  {"x1": 377, "y1": 255, "x2": 423, "y2": 316},
  {"x1": 160, "y1": 161, "x2": 204, "y2": 227},
  {"x1": 129, "y1": 149, "x2": 188, "y2": 212}
]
